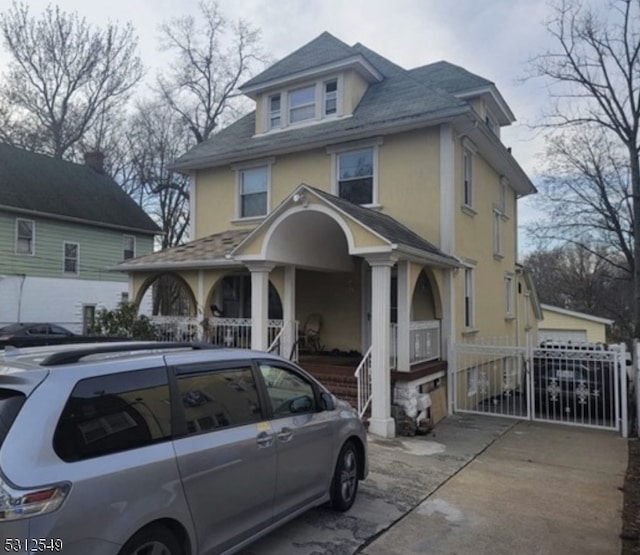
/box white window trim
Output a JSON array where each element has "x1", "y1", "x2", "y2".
[
  {"x1": 499, "y1": 176, "x2": 509, "y2": 217},
  {"x1": 63, "y1": 241, "x2": 79, "y2": 276},
  {"x1": 463, "y1": 265, "x2": 476, "y2": 331},
  {"x1": 493, "y1": 209, "x2": 503, "y2": 259},
  {"x1": 123, "y1": 234, "x2": 136, "y2": 260},
  {"x1": 15, "y1": 218, "x2": 35, "y2": 256},
  {"x1": 262, "y1": 74, "x2": 343, "y2": 134},
  {"x1": 462, "y1": 146, "x2": 474, "y2": 211},
  {"x1": 232, "y1": 157, "x2": 275, "y2": 221},
  {"x1": 505, "y1": 273, "x2": 514, "y2": 318},
  {"x1": 327, "y1": 137, "x2": 383, "y2": 207}
]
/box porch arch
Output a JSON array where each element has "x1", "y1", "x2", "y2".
[
  {"x1": 205, "y1": 271, "x2": 283, "y2": 319},
  {"x1": 411, "y1": 267, "x2": 443, "y2": 320},
  {"x1": 135, "y1": 272, "x2": 197, "y2": 316}
]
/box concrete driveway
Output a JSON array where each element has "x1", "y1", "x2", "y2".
[{"x1": 240, "y1": 414, "x2": 627, "y2": 555}]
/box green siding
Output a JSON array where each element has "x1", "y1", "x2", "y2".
[{"x1": 0, "y1": 210, "x2": 155, "y2": 281}]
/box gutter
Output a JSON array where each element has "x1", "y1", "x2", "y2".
[
  {"x1": 169, "y1": 105, "x2": 472, "y2": 173},
  {"x1": 0, "y1": 204, "x2": 161, "y2": 236}
]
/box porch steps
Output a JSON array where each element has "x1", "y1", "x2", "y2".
[{"x1": 300, "y1": 358, "x2": 360, "y2": 410}]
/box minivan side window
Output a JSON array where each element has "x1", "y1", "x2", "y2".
[
  {"x1": 0, "y1": 389, "x2": 26, "y2": 449},
  {"x1": 177, "y1": 366, "x2": 262, "y2": 434},
  {"x1": 53, "y1": 368, "x2": 171, "y2": 462},
  {"x1": 259, "y1": 364, "x2": 317, "y2": 417}
]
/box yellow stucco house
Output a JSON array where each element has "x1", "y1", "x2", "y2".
[
  {"x1": 118, "y1": 32, "x2": 539, "y2": 438},
  {"x1": 539, "y1": 304, "x2": 613, "y2": 344}
]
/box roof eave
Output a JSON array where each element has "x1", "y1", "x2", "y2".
[
  {"x1": 170, "y1": 105, "x2": 472, "y2": 172},
  {"x1": 112, "y1": 259, "x2": 243, "y2": 272},
  {"x1": 240, "y1": 55, "x2": 384, "y2": 98},
  {"x1": 0, "y1": 204, "x2": 161, "y2": 236},
  {"x1": 455, "y1": 85, "x2": 515, "y2": 124}
]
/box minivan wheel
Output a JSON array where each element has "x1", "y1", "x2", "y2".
[
  {"x1": 330, "y1": 440, "x2": 359, "y2": 512},
  {"x1": 119, "y1": 526, "x2": 184, "y2": 555}
]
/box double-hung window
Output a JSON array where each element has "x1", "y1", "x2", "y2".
[
  {"x1": 493, "y1": 210, "x2": 503, "y2": 257},
  {"x1": 337, "y1": 148, "x2": 374, "y2": 205},
  {"x1": 505, "y1": 275, "x2": 514, "y2": 317},
  {"x1": 239, "y1": 166, "x2": 268, "y2": 218},
  {"x1": 64, "y1": 242, "x2": 79, "y2": 275},
  {"x1": 289, "y1": 85, "x2": 316, "y2": 124},
  {"x1": 464, "y1": 267, "x2": 475, "y2": 329},
  {"x1": 123, "y1": 235, "x2": 135, "y2": 260},
  {"x1": 463, "y1": 148, "x2": 473, "y2": 208},
  {"x1": 269, "y1": 94, "x2": 281, "y2": 129},
  {"x1": 324, "y1": 80, "x2": 337, "y2": 116},
  {"x1": 16, "y1": 218, "x2": 34, "y2": 255}
]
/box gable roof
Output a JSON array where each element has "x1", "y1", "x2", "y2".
[
  {"x1": 0, "y1": 143, "x2": 160, "y2": 235},
  {"x1": 540, "y1": 304, "x2": 614, "y2": 326}
]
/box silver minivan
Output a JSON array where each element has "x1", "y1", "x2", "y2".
[{"x1": 0, "y1": 342, "x2": 368, "y2": 555}]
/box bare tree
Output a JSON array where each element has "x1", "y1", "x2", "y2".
[
  {"x1": 127, "y1": 100, "x2": 192, "y2": 249},
  {"x1": 0, "y1": 2, "x2": 143, "y2": 159},
  {"x1": 523, "y1": 245, "x2": 633, "y2": 341},
  {"x1": 529, "y1": 0, "x2": 640, "y2": 336},
  {"x1": 157, "y1": 0, "x2": 265, "y2": 144}
]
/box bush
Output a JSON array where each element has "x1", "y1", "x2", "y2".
[{"x1": 91, "y1": 302, "x2": 158, "y2": 340}]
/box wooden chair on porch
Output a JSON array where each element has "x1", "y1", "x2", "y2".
[{"x1": 299, "y1": 313, "x2": 323, "y2": 353}]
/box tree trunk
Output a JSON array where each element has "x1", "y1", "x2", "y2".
[{"x1": 630, "y1": 145, "x2": 640, "y2": 339}]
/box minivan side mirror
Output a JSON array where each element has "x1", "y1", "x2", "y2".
[{"x1": 320, "y1": 392, "x2": 335, "y2": 411}]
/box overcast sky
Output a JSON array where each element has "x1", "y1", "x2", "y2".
[{"x1": 0, "y1": 0, "x2": 561, "y2": 252}]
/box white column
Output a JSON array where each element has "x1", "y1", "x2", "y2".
[
  {"x1": 396, "y1": 261, "x2": 411, "y2": 372},
  {"x1": 197, "y1": 270, "x2": 205, "y2": 340},
  {"x1": 367, "y1": 257, "x2": 396, "y2": 438},
  {"x1": 283, "y1": 266, "x2": 296, "y2": 359},
  {"x1": 248, "y1": 263, "x2": 274, "y2": 351},
  {"x1": 444, "y1": 268, "x2": 457, "y2": 414}
]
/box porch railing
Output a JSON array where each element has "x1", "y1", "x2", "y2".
[
  {"x1": 267, "y1": 319, "x2": 299, "y2": 361},
  {"x1": 355, "y1": 346, "x2": 372, "y2": 418},
  {"x1": 150, "y1": 316, "x2": 292, "y2": 354},
  {"x1": 389, "y1": 319, "x2": 441, "y2": 369},
  {"x1": 152, "y1": 316, "x2": 200, "y2": 342}
]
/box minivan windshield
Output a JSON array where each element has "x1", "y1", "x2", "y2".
[{"x1": 0, "y1": 389, "x2": 25, "y2": 448}]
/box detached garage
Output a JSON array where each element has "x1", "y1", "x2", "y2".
[{"x1": 539, "y1": 304, "x2": 614, "y2": 344}]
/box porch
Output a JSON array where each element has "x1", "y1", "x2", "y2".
[{"x1": 150, "y1": 315, "x2": 445, "y2": 418}]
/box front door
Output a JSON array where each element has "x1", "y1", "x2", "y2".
[
  {"x1": 171, "y1": 361, "x2": 276, "y2": 554},
  {"x1": 257, "y1": 362, "x2": 334, "y2": 520}
]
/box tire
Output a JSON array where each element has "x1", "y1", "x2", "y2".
[
  {"x1": 119, "y1": 525, "x2": 184, "y2": 555},
  {"x1": 330, "y1": 441, "x2": 359, "y2": 511}
]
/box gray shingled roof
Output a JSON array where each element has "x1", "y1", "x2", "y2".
[
  {"x1": 307, "y1": 186, "x2": 458, "y2": 263},
  {"x1": 409, "y1": 61, "x2": 493, "y2": 93},
  {"x1": 172, "y1": 51, "x2": 468, "y2": 171},
  {"x1": 0, "y1": 143, "x2": 160, "y2": 234},
  {"x1": 241, "y1": 32, "x2": 355, "y2": 90},
  {"x1": 116, "y1": 230, "x2": 249, "y2": 270}
]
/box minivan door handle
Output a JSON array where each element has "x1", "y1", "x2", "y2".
[
  {"x1": 277, "y1": 427, "x2": 293, "y2": 442},
  {"x1": 256, "y1": 431, "x2": 274, "y2": 448}
]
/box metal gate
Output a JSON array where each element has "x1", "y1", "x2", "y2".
[{"x1": 454, "y1": 339, "x2": 627, "y2": 434}]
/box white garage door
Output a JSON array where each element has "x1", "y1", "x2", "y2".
[{"x1": 538, "y1": 329, "x2": 587, "y2": 343}]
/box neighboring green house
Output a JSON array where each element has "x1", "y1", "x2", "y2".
[{"x1": 0, "y1": 143, "x2": 160, "y2": 332}]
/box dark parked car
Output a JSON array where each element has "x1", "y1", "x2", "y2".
[
  {"x1": 0, "y1": 322, "x2": 77, "y2": 348},
  {"x1": 532, "y1": 347, "x2": 615, "y2": 419}
]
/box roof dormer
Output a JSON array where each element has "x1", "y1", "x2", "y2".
[{"x1": 240, "y1": 32, "x2": 383, "y2": 135}]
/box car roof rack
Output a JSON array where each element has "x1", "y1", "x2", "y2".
[{"x1": 40, "y1": 342, "x2": 220, "y2": 367}]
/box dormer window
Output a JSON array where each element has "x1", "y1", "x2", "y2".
[
  {"x1": 324, "y1": 80, "x2": 337, "y2": 115},
  {"x1": 262, "y1": 76, "x2": 343, "y2": 133},
  {"x1": 269, "y1": 94, "x2": 281, "y2": 129},
  {"x1": 289, "y1": 85, "x2": 316, "y2": 124}
]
